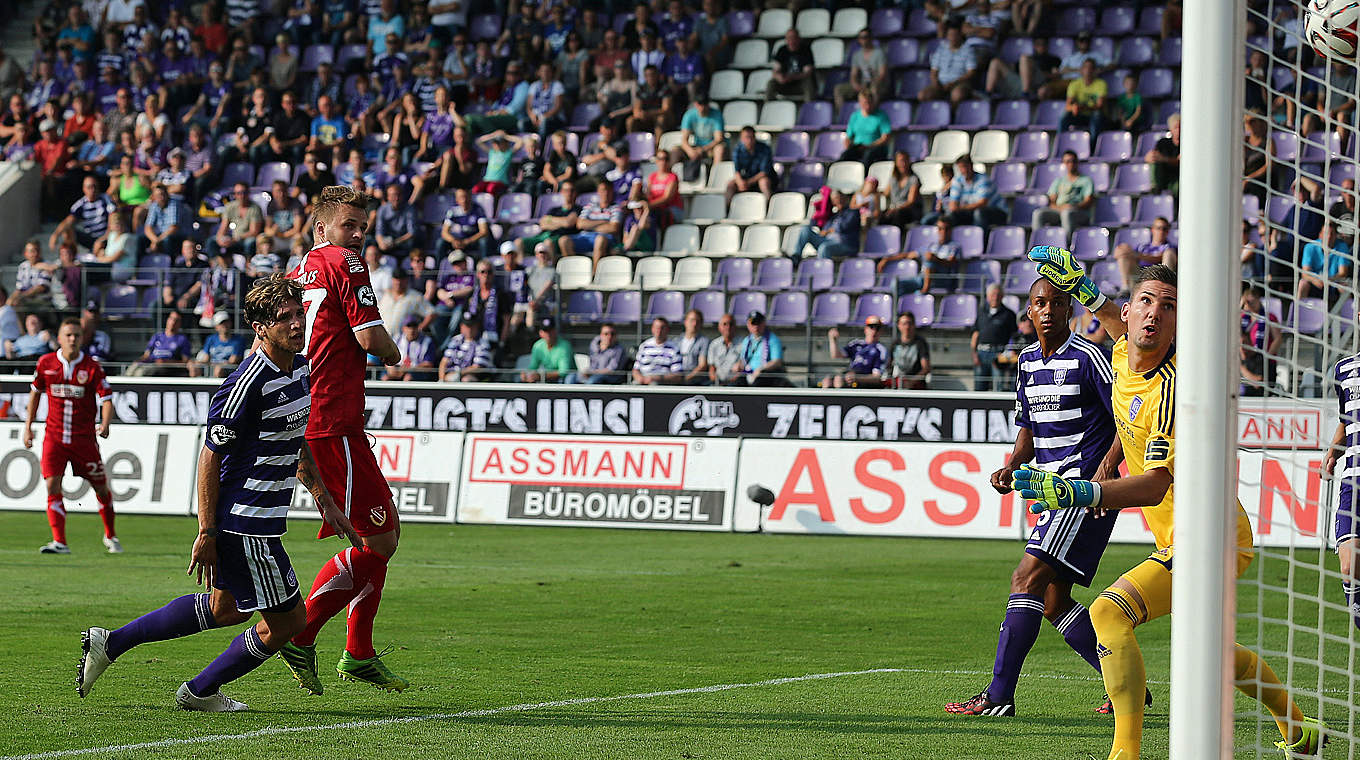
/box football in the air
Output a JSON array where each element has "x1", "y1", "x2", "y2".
[{"x1": 1306, "y1": 0, "x2": 1360, "y2": 59}]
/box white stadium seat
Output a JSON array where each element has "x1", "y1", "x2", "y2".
[
  {"x1": 756, "y1": 101, "x2": 796, "y2": 131},
  {"x1": 740, "y1": 225, "x2": 784, "y2": 257},
  {"x1": 708, "y1": 69, "x2": 744, "y2": 101},
  {"x1": 705, "y1": 162, "x2": 736, "y2": 194},
  {"x1": 970, "y1": 130, "x2": 1012, "y2": 165},
  {"x1": 722, "y1": 100, "x2": 758, "y2": 129},
  {"x1": 830, "y1": 8, "x2": 869, "y2": 37},
  {"x1": 659, "y1": 224, "x2": 701, "y2": 257},
  {"x1": 826, "y1": 161, "x2": 866, "y2": 192},
  {"x1": 765, "y1": 192, "x2": 808, "y2": 225},
  {"x1": 810, "y1": 38, "x2": 845, "y2": 70},
  {"x1": 556, "y1": 255, "x2": 593, "y2": 290},
  {"x1": 913, "y1": 161, "x2": 944, "y2": 195},
  {"x1": 698, "y1": 224, "x2": 742, "y2": 256},
  {"x1": 591, "y1": 256, "x2": 633, "y2": 290},
  {"x1": 796, "y1": 8, "x2": 831, "y2": 38},
  {"x1": 658, "y1": 130, "x2": 685, "y2": 152},
  {"x1": 672, "y1": 256, "x2": 714, "y2": 290},
  {"x1": 731, "y1": 39, "x2": 769, "y2": 69},
  {"x1": 756, "y1": 8, "x2": 793, "y2": 38},
  {"x1": 726, "y1": 192, "x2": 768, "y2": 224},
  {"x1": 686, "y1": 194, "x2": 728, "y2": 225},
  {"x1": 924, "y1": 130, "x2": 971, "y2": 164},
  {"x1": 632, "y1": 256, "x2": 674, "y2": 289},
  {"x1": 745, "y1": 70, "x2": 774, "y2": 99},
  {"x1": 867, "y1": 160, "x2": 894, "y2": 189}
]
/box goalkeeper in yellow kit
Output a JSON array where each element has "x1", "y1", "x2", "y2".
[{"x1": 1017, "y1": 247, "x2": 1323, "y2": 759}]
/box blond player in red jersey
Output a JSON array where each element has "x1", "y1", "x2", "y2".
[
  {"x1": 26, "y1": 318, "x2": 118, "y2": 555},
  {"x1": 275, "y1": 186, "x2": 409, "y2": 693}
]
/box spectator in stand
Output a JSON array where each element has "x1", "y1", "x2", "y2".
[
  {"x1": 141, "y1": 183, "x2": 189, "y2": 257},
  {"x1": 224, "y1": 87, "x2": 271, "y2": 165},
  {"x1": 437, "y1": 123, "x2": 477, "y2": 190},
  {"x1": 34, "y1": 119, "x2": 76, "y2": 222},
  {"x1": 1058, "y1": 58, "x2": 1106, "y2": 147},
  {"x1": 387, "y1": 91, "x2": 425, "y2": 164},
  {"x1": 78, "y1": 300, "x2": 111, "y2": 362},
  {"x1": 515, "y1": 180, "x2": 580, "y2": 261},
  {"x1": 556, "y1": 32, "x2": 590, "y2": 103},
  {"x1": 646, "y1": 150, "x2": 683, "y2": 226},
  {"x1": 295, "y1": 151, "x2": 336, "y2": 212},
  {"x1": 1114, "y1": 216, "x2": 1179, "y2": 296},
  {"x1": 206, "y1": 183, "x2": 263, "y2": 259},
  {"x1": 308, "y1": 93, "x2": 346, "y2": 162},
  {"x1": 622, "y1": 192, "x2": 657, "y2": 255},
  {"x1": 675, "y1": 309, "x2": 710, "y2": 385},
  {"x1": 164, "y1": 238, "x2": 206, "y2": 313},
  {"x1": 706, "y1": 313, "x2": 742, "y2": 385},
  {"x1": 11, "y1": 241, "x2": 53, "y2": 310},
  {"x1": 1243, "y1": 113, "x2": 1273, "y2": 207},
  {"x1": 406, "y1": 249, "x2": 438, "y2": 304},
  {"x1": 63, "y1": 95, "x2": 96, "y2": 140},
  {"x1": 0, "y1": 94, "x2": 30, "y2": 143},
  {"x1": 438, "y1": 186, "x2": 494, "y2": 260},
  {"x1": 560, "y1": 180, "x2": 623, "y2": 269},
  {"x1": 368, "y1": 0, "x2": 405, "y2": 55},
  {"x1": 182, "y1": 124, "x2": 217, "y2": 203},
  {"x1": 415, "y1": 87, "x2": 454, "y2": 163},
  {"x1": 439, "y1": 312, "x2": 493, "y2": 382},
  {"x1": 378, "y1": 269, "x2": 435, "y2": 338},
  {"x1": 245, "y1": 235, "x2": 283, "y2": 280},
  {"x1": 1298, "y1": 220, "x2": 1353, "y2": 303},
  {"x1": 1112, "y1": 72, "x2": 1145, "y2": 134},
  {"x1": 791, "y1": 188, "x2": 859, "y2": 264},
  {"x1": 823, "y1": 316, "x2": 889, "y2": 389},
  {"x1": 189, "y1": 310, "x2": 247, "y2": 378},
  {"x1": 521, "y1": 316, "x2": 573, "y2": 384},
  {"x1": 154, "y1": 148, "x2": 191, "y2": 200},
  {"x1": 385, "y1": 315, "x2": 436, "y2": 381},
  {"x1": 603, "y1": 141, "x2": 641, "y2": 198},
  {"x1": 970, "y1": 284, "x2": 1017, "y2": 392},
  {"x1": 526, "y1": 62, "x2": 566, "y2": 145},
  {"x1": 670, "y1": 95, "x2": 725, "y2": 180},
  {"x1": 1041, "y1": 30, "x2": 1113, "y2": 99},
  {"x1": 732, "y1": 311, "x2": 786, "y2": 387},
  {"x1": 765, "y1": 29, "x2": 816, "y2": 102},
  {"x1": 7, "y1": 315, "x2": 55, "y2": 360},
  {"x1": 692, "y1": 0, "x2": 733, "y2": 71},
  {"x1": 890, "y1": 311, "x2": 931, "y2": 390},
  {"x1": 43, "y1": 244, "x2": 82, "y2": 310},
  {"x1": 626, "y1": 64, "x2": 671, "y2": 139},
  {"x1": 663, "y1": 34, "x2": 705, "y2": 106},
  {"x1": 633, "y1": 316, "x2": 683, "y2": 385},
  {"x1": 1332, "y1": 178, "x2": 1358, "y2": 251},
  {"x1": 1240, "y1": 283, "x2": 1281, "y2": 396},
  {"x1": 467, "y1": 259, "x2": 511, "y2": 346},
  {"x1": 1147, "y1": 112, "x2": 1181, "y2": 195},
  {"x1": 596, "y1": 60, "x2": 637, "y2": 133},
  {"x1": 135, "y1": 93, "x2": 170, "y2": 146},
  {"x1": 459, "y1": 62, "x2": 528, "y2": 136},
  {"x1": 631, "y1": 30, "x2": 667, "y2": 77},
  {"x1": 364, "y1": 245, "x2": 395, "y2": 297},
  {"x1": 726, "y1": 127, "x2": 776, "y2": 204},
  {"x1": 431, "y1": 250, "x2": 473, "y2": 345},
  {"x1": 195, "y1": 250, "x2": 240, "y2": 325},
  {"x1": 567, "y1": 322, "x2": 626, "y2": 384},
  {"x1": 997, "y1": 311, "x2": 1038, "y2": 388},
  {"x1": 920, "y1": 20, "x2": 976, "y2": 106},
  {"x1": 538, "y1": 130, "x2": 578, "y2": 196},
  {"x1": 88, "y1": 211, "x2": 138, "y2": 285},
  {"x1": 835, "y1": 31, "x2": 888, "y2": 113},
  {"x1": 1032, "y1": 150, "x2": 1095, "y2": 237},
  {"x1": 841, "y1": 90, "x2": 892, "y2": 167},
  {"x1": 940, "y1": 154, "x2": 1007, "y2": 231},
  {"x1": 524, "y1": 243, "x2": 557, "y2": 320},
  {"x1": 472, "y1": 130, "x2": 520, "y2": 197},
  {"x1": 52, "y1": 175, "x2": 116, "y2": 252},
  {"x1": 851, "y1": 177, "x2": 882, "y2": 228},
  {"x1": 375, "y1": 182, "x2": 422, "y2": 257},
  {"x1": 881, "y1": 151, "x2": 923, "y2": 227},
  {"x1": 256, "y1": 90, "x2": 310, "y2": 165},
  {"x1": 303, "y1": 61, "x2": 342, "y2": 117},
  {"x1": 264, "y1": 179, "x2": 305, "y2": 245},
  {"x1": 1302, "y1": 60, "x2": 1356, "y2": 139},
  {"x1": 3, "y1": 121, "x2": 36, "y2": 163},
  {"x1": 987, "y1": 35, "x2": 1058, "y2": 99},
  {"x1": 267, "y1": 33, "x2": 299, "y2": 94},
  {"x1": 126, "y1": 311, "x2": 191, "y2": 376}
]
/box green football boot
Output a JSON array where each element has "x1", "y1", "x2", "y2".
[
  {"x1": 336, "y1": 647, "x2": 409, "y2": 692},
  {"x1": 277, "y1": 642, "x2": 324, "y2": 695}
]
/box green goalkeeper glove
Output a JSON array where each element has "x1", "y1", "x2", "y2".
[
  {"x1": 1027, "y1": 245, "x2": 1108, "y2": 311},
  {"x1": 1011, "y1": 465, "x2": 1103, "y2": 514}
]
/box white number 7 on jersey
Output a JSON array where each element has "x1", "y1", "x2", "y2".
[{"x1": 302, "y1": 288, "x2": 326, "y2": 354}]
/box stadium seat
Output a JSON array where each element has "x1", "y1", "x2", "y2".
[
  {"x1": 773, "y1": 131, "x2": 810, "y2": 162},
  {"x1": 909, "y1": 101, "x2": 951, "y2": 131},
  {"x1": 1029, "y1": 226, "x2": 1068, "y2": 249},
  {"x1": 881, "y1": 100, "x2": 913, "y2": 131},
  {"x1": 983, "y1": 226, "x2": 1026, "y2": 260},
  {"x1": 1055, "y1": 6, "x2": 1096, "y2": 35},
  {"x1": 496, "y1": 192, "x2": 533, "y2": 223},
  {"x1": 1071, "y1": 227, "x2": 1111, "y2": 260},
  {"x1": 951, "y1": 100, "x2": 990, "y2": 130},
  {"x1": 786, "y1": 162, "x2": 826, "y2": 194},
  {"x1": 300, "y1": 44, "x2": 333, "y2": 73},
  {"x1": 898, "y1": 293, "x2": 935, "y2": 326},
  {"x1": 756, "y1": 8, "x2": 793, "y2": 38},
  {"x1": 832, "y1": 258, "x2": 876, "y2": 292},
  {"x1": 1010, "y1": 194, "x2": 1049, "y2": 226},
  {"x1": 1113, "y1": 163, "x2": 1153, "y2": 193},
  {"x1": 1080, "y1": 161, "x2": 1111, "y2": 193},
  {"x1": 970, "y1": 130, "x2": 1011, "y2": 164},
  {"x1": 896, "y1": 69, "x2": 933, "y2": 100},
  {"x1": 991, "y1": 162, "x2": 1028, "y2": 194},
  {"x1": 470, "y1": 14, "x2": 501, "y2": 40},
  {"x1": 811, "y1": 292, "x2": 851, "y2": 326},
  {"x1": 895, "y1": 132, "x2": 930, "y2": 162},
  {"x1": 714, "y1": 257, "x2": 754, "y2": 289},
  {"x1": 884, "y1": 37, "x2": 919, "y2": 68},
  {"x1": 797, "y1": 8, "x2": 832, "y2": 37},
  {"x1": 727, "y1": 10, "x2": 756, "y2": 37},
  {"x1": 755, "y1": 257, "x2": 794, "y2": 290},
  {"x1": 961, "y1": 260, "x2": 1002, "y2": 293},
  {"x1": 557, "y1": 256, "x2": 593, "y2": 291},
  {"x1": 1159, "y1": 37, "x2": 1182, "y2": 66},
  {"x1": 989, "y1": 100, "x2": 1032, "y2": 131},
  {"x1": 830, "y1": 7, "x2": 867, "y2": 37},
  {"x1": 704, "y1": 162, "x2": 736, "y2": 194},
  {"x1": 862, "y1": 225, "x2": 901, "y2": 258},
  {"x1": 1135, "y1": 194, "x2": 1176, "y2": 224},
  {"x1": 645, "y1": 291, "x2": 685, "y2": 323},
  {"x1": 877, "y1": 258, "x2": 919, "y2": 290},
  {"x1": 1093, "y1": 131, "x2": 1134, "y2": 163},
  {"x1": 1052, "y1": 131, "x2": 1091, "y2": 160},
  {"x1": 903, "y1": 224, "x2": 938, "y2": 255},
  {"x1": 689, "y1": 290, "x2": 725, "y2": 323},
  {"x1": 740, "y1": 225, "x2": 783, "y2": 257},
  {"x1": 911, "y1": 161, "x2": 944, "y2": 195},
  {"x1": 731, "y1": 39, "x2": 769, "y2": 69},
  {"x1": 729, "y1": 291, "x2": 767, "y2": 320},
  {"x1": 870, "y1": 8, "x2": 903, "y2": 38},
  {"x1": 564, "y1": 291, "x2": 603, "y2": 325},
  {"x1": 810, "y1": 38, "x2": 844, "y2": 69},
  {"x1": 633, "y1": 256, "x2": 674, "y2": 289},
  {"x1": 567, "y1": 103, "x2": 600, "y2": 131},
  {"x1": 1099, "y1": 5, "x2": 1137, "y2": 35},
  {"x1": 687, "y1": 195, "x2": 728, "y2": 225},
  {"x1": 767, "y1": 292, "x2": 810, "y2": 326},
  {"x1": 1114, "y1": 226, "x2": 1152, "y2": 251},
  {"x1": 756, "y1": 101, "x2": 796, "y2": 131},
  {"x1": 221, "y1": 162, "x2": 254, "y2": 188},
  {"x1": 101, "y1": 285, "x2": 140, "y2": 321},
  {"x1": 792, "y1": 101, "x2": 834, "y2": 131},
  {"x1": 128, "y1": 253, "x2": 172, "y2": 288},
  {"x1": 604, "y1": 290, "x2": 642, "y2": 324},
  {"x1": 852, "y1": 293, "x2": 893, "y2": 325},
  {"x1": 708, "y1": 70, "x2": 745, "y2": 101},
  {"x1": 1089, "y1": 261, "x2": 1122, "y2": 295},
  {"x1": 810, "y1": 131, "x2": 845, "y2": 162},
  {"x1": 335, "y1": 43, "x2": 368, "y2": 72},
  {"x1": 866, "y1": 160, "x2": 894, "y2": 189},
  {"x1": 795, "y1": 258, "x2": 835, "y2": 290},
  {"x1": 726, "y1": 192, "x2": 767, "y2": 224},
  {"x1": 659, "y1": 224, "x2": 701, "y2": 258},
  {"x1": 765, "y1": 192, "x2": 808, "y2": 225},
  {"x1": 1031, "y1": 100, "x2": 1066, "y2": 131},
  {"x1": 1009, "y1": 132, "x2": 1051, "y2": 162},
  {"x1": 1138, "y1": 67, "x2": 1177, "y2": 99},
  {"x1": 935, "y1": 294, "x2": 978, "y2": 328},
  {"x1": 1291, "y1": 299, "x2": 1329, "y2": 336},
  {"x1": 998, "y1": 38, "x2": 1033, "y2": 64},
  {"x1": 904, "y1": 7, "x2": 935, "y2": 35},
  {"x1": 826, "y1": 161, "x2": 866, "y2": 191},
  {"x1": 1118, "y1": 36, "x2": 1157, "y2": 66},
  {"x1": 722, "y1": 100, "x2": 758, "y2": 129},
  {"x1": 953, "y1": 225, "x2": 984, "y2": 258},
  {"x1": 591, "y1": 256, "x2": 634, "y2": 291},
  {"x1": 672, "y1": 257, "x2": 714, "y2": 290},
  {"x1": 698, "y1": 223, "x2": 742, "y2": 256}
]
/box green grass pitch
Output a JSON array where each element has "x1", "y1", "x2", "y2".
[{"x1": 0, "y1": 511, "x2": 1353, "y2": 759}]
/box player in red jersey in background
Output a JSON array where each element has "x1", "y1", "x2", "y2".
[
  {"x1": 25, "y1": 317, "x2": 118, "y2": 555},
  {"x1": 276, "y1": 185, "x2": 408, "y2": 693}
]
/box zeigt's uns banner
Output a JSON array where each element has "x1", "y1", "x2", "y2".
[
  {"x1": 457, "y1": 434, "x2": 737, "y2": 530},
  {"x1": 0, "y1": 422, "x2": 198, "y2": 516},
  {"x1": 291, "y1": 431, "x2": 462, "y2": 524}
]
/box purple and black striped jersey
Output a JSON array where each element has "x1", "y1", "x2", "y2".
[
  {"x1": 1333, "y1": 353, "x2": 1360, "y2": 488},
  {"x1": 1014, "y1": 333, "x2": 1116, "y2": 479}
]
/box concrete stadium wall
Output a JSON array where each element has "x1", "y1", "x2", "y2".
[{"x1": 0, "y1": 162, "x2": 39, "y2": 262}]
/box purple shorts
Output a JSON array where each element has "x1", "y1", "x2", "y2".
[
  {"x1": 214, "y1": 533, "x2": 300, "y2": 613},
  {"x1": 1025, "y1": 506, "x2": 1117, "y2": 587},
  {"x1": 1339, "y1": 481, "x2": 1358, "y2": 545}
]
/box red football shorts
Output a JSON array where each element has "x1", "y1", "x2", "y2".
[
  {"x1": 307, "y1": 433, "x2": 397, "y2": 538},
  {"x1": 41, "y1": 436, "x2": 106, "y2": 483}
]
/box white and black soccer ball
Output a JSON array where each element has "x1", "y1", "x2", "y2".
[{"x1": 1306, "y1": 0, "x2": 1360, "y2": 60}]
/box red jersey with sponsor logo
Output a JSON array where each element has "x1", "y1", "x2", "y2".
[
  {"x1": 31, "y1": 351, "x2": 111, "y2": 444},
  {"x1": 288, "y1": 243, "x2": 383, "y2": 439}
]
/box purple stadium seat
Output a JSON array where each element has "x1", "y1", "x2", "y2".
[
  {"x1": 897, "y1": 69, "x2": 934, "y2": 100},
  {"x1": 998, "y1": 37, "x2": 1033, "y2": 64},
  {"x1": 1009, "y1": 194, "x2": 1048, "y2": 226},
  {"x1": 423, "y1": 192, "x2": 453, "y2": 224},
  {"x1": 1137, "y1": 6, "x2": 1164, "y2": 34},
  {"x1": 1117, "y1": 37, "x2": 1156, "y2": 66},
  {"x1": 1027, "y1": 162, "x2": 1064, "y2": 194},
  {"x1": 1093, "y1": 131, "x2": 1133, "y2": 163},
  {"x1": 1029, "y1": 226, "x2": 1068, "y2": 249},
  {"x1": 1052, "y1": 131, "x2": 1092, "y2": 160},
  {"x1": 690, "y1": 291, "x2": 726, "y2": 323},
  {"x1": 795, "y1": 258, "x2": 835, "y2": 290},
  {"x1": 903, "y1": 225, "x2": 937, "y2": 254},
  {"x1": 127, "y1": 253, "x2": 171, "y2": 287},
  {"x1": 568, "y1": 102, "x2": 600, "y2": 131},
  {"x1": 1272, "y1": 132, "x2": 1298, "y2": 162},
  {"x1": 1055, "y1": 6, "x2": 1096, "y2": 35},
  {"x1": 1133, "y1": 131, "x2": 1163, "y2": 159},
  {"x1": 1113, "y1": 163, "x2": 1152, "y2": 193},
  {"x1": 793, "y1": 101, "x2": 833, "y2": 131},
  {"x1": 935, "y1": 294, "x2": 977, "y2": 328},
  {"x1": 885, "y1": 37, "x2": 919, "y2": 68},
  {"x1": 1330, "y1": 162, "x2": 1359, "y2": 187},
  {"x1": 946, "y1": 100, "x2": 987, "y2": 131},
  {"x1": 727, "y1": 10, "x2": 755, "y2": 37},
  {"x1": 1031, "y1": 100, "x2": 1066, "y2": 131},
  {"x1": 1261, "y1": 296, "x2": 1284, "y2": 324},
  {"x1": 961, "y1": 260, "x2": 1002, "y2": 293},
  {"x1": 1340, "y1": 297, "x2": 1357, "y2": 323},
  {"x1": 336, "y1": 43, "x2": 368, "y2": 72},
  {"x1": 1242, "y1": 195, "x2": 1261, "y2": 224},
  {"x1": 1089, "y1": 261, "x2": 1122, "y2": 294},
  {"x1": 990, "y1": 99, "x2": 1032, "y2": 131},
  {"x1": 774, "y1": 131, "x2": 810, "y2": 163},
  {"x1": 1093, "y1": 195, "x2": 1133, "y2": 226},
  {"x1": 786, "y1": 162, "x2": 826, "y2": 194},
  {"x1": 1114, "y1": 226, "x2": 1151, "y2": 251},
  {"x1": 1003, "y1": 262, "x2": 1041, "y2": 295},
  {"x1": 768, "y1": 292, "x2": 810, "y2": 326},
  {"x1": 984, "y1": 226, "x2": 1026, "y2": 260},
  {"x1": 877, "y1": 259, "x2": 919, "y2": 290},
  {"x1": 102, "y1": 284, "x2": 139, "y2": 320},
  {"x1": 862, "y1": 226, "x2": 901, "y2": 258},
  {"x1": 1299, "y1": 131, "x2": 1340, "y2": 164},
  {"x1": 1048, "y1": 37, "x2": 1075, "y2": 61},
  {"x1": 810, "y1": 131, "x2": 844, "y2": 162},
  {"x1": 1291, "y1": 298, "x2": 1327, "y2": 336},
  {"x1": 221, "y1": 162, "x2": 254, "y2": 188},
  {"x1": 953, "y1": 225, "x2": 984, "y2": 258},
  {"x1": 714, "y1": 257, "x2": 754, "y2": 289},
  {"x1": 495, "y1": 192, "x2": 533, "y2": 224},
  {"x1": 870, "y1": 8, "x2": 904, "y2": 37},
  {"x1": 882, "y1": 100, "x2": 913, "y2": 130},
  {"x1": 1153, "y1": 100, "x2": 1180, "y2": 129},
  {"x1": 1099, "y1": 5, "x2": 1137, "y2": 35},
  {"x1": 626, "y1": 132, "x2": 656, "y2": 160},
  {"x1": 1159, "y1": 37, "x2": 1182, "y2": 66},
  {"x1": 256, "y1": 162, "x2": 291, "y2": 187},
  {"x1": 534, "y1": 192, "x2": 565, "y2": 218},
  {"x1": 832, "y1": 258, "x2": 877, "y2": 291},
  {"x1": 472, "y1": 192, "x2": 495, "y2": 219},
  {"x1": 852, "y1": 293, "x2": 893, "y2": 325},
  {"x1": 1135, "y1": 194, "x2": 1176, "y2": 223},
  {"x1": 1266, "y1": 195, "x2": 1294, "y2": 225},
  {"x1": 895, "y1": 132, "x2": 929, "y2": 160},
  {"x1": 831, "y1": 102, "x2": 858, "y2": 130},
  {"x1": 991, "y1": 162, "x2": 1028, "y2": 194},
  {"x1": 755, "y1": 257, "x2": 794, "y2": 290},
  {"x1": 646, "y1": 291, "x2": 685, "y2": 323},
  {"x1": 904, "y1": 8, "x2": 935, "y2": 36},
  {"x1": 1089, "y1": 37, "x2": 1115, "y2": 62},
  {"x1": 1010, "y1": 131, "x2": 1051, "y2": 162},
  {"x1": 1139, "y1": 68, "x2": 1177, "y2": 99},
  {"x1": 1081, "y1": 161, "x2": 1110, "y2": 193},
  {"x1": 729, "y1": 291, "x2": 767, "y2": 320},
  {"x1": 300, "y1": 45, "x2": 333, "y2": 73},
  {"x1": 811, "y1": 292, "x2": 851, "y2": 326},
  {"x1": 896, "y1": 293, "x2": 933, "y2": 325},
  {"x1": 908, "y1": 101, "x2": 950, "y2": 131},
  {"x1": 604, "y1": 291, "x2": 642, "y2": 324},
  {"x1": 471, "y1": 14, "x2": 502, "y2": 40},
  {"x1": 1071, "y1": 227, "x2": 1111, "y2": 260}
]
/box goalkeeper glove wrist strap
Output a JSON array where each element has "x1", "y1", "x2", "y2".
[
  {"x1": 1076, "y1": 479, "x2": 1103, "y2": 508},
  {"x1": 1075, "y1": 278, "x2": 1108, "y2": 312}
]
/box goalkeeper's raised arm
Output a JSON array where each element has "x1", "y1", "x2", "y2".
[{"x1": 1027, "y1": 246, "x2": 1127, "y2": 340}]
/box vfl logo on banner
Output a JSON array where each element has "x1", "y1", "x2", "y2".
[
  {"x1": 668, "y1": 396, "x2": 741, "y2": 436},
  {"x1": 1128, "y1": 396, "x2": 1143, "y2": 421}
]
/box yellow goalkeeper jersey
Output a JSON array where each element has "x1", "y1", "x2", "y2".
[{"x1": 1111, "y1": 337, "x2": 1254, "y2": 555}]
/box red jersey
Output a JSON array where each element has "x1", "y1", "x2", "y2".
[
  {"x1": 31, "y1": 351, "x2": 111, "y2": 445},
  {"x1": 289, "y1": 243, "x2": 384, "y2": 439}
]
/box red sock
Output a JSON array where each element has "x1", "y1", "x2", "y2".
[
  {"x1": 345, "y1": 550, "x2": 389, "y2": 660},
  {"x1": 96, "y1": 489, "x2": 115, "y2": 539},
  {"x1": 293, "y1": 548, "x2": 361, "y2": 647},
  {"x1": 46, "y1": 496, "x2": 66, "y2": 544}
]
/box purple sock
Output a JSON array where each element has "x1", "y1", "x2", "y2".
[
  {"x1": 187, "y1": 626, "x2": 274, "y2": 698},
  {"x1": 986, "y1": 593, "x2": 1045, "y2": 703},
  {"x1": 106, "y1": 594, "x2": 217, "y2": 661},
  {"x1": 1052, "y1": 601, "x2": 1102, "y2": 672},
  {"x1": 1345, "y1": 583, "x2": 1360, "y2": 631}
]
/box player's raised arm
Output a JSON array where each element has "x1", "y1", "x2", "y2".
[{"x1": 1027, "y1": 246, "x2": 1126, "y2": 340}]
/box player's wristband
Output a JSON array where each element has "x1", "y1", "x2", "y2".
[
  {"x1": 1074, "y1": 277, "x2": 1108, "y2": 312},
  {"x1": 199, "y1": 527, "x2": 218, "y2": 538}
]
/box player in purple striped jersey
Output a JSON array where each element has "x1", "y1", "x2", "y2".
[
  {"x1": 1322, "y1": 352, "x2": 1360, "y2": 632},
  {"x1": 74, "y1": 275, "x2": 360, "y2": 711},
  {"x1": 947, "y1": 278, "x2": 1130, "y2": 718}
]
